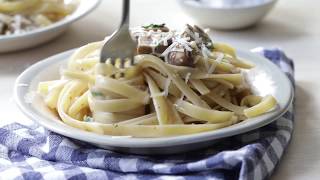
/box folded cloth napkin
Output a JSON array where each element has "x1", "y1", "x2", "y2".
[{"x1": 0, "y1": 48, "x2": 295, "y2": 180}]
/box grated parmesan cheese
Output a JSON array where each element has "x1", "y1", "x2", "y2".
[
  {"x1": 163, "y1": 78, "x2": 171, "y2": 97},
  {"x1": 194, "y1": 32, "x2": 202, "y2": 44},
  {"x1": 185, "y1": 72, "x2": 192, "y2": 83},
  {"x1": 201, "y1": 44, "x2": 209, "y2": 70},
  {"x1": 179, "y1": 72, "x2": 192, "y2": 101},
  {"x1": 175, "y1": 37, "x2": 193, "y2": 51},
  {"x1": 161, "y1": 41, "x2": 178, "y2": 57},
  {"x1": 208, "y1": 52, "x2": 224, "y2": 74}
]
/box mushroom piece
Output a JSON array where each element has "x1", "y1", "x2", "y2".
[
  {"x1": 154, "y1": 38, "x2": 172, "y2": 55},
  {"x1": 135, "y1": 24, "x2": 172, "y2": 55},
  {"x1": 193, "y1": 25, "x2": 210, "y2": 42},
  {"x1": 167, "y1": 49, "x2": 194, "y2": 67},
  {"x1": 181, "y1": 24, "x2": 195, "y2": 40},
  {"x1": 136, "y1": 35, "x2": 173, "y2": 56},
  {"x1": 137, "y1": 45, "x2": 153, "y2": 54},
  {"x1": 182, "y1": 24, "x2": 213, "y2": 48},
  {"x1": 193, "y1": 25, "x2": 213, "y2": 48},
  {"x1": 136, "y1": 35, "x2": 154, "y2": 54}
]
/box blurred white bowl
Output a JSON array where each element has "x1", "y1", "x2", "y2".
[
  {"x1": 178, "y1": 0, "x2": 277, "y2": 30},
  {"x1": 0, "y1": 0, "x2": 101, "y2": 53}
]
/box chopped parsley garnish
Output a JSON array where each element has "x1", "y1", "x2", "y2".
[
  {"x1": 83, "y1": 115, "x2": 93, "y2": 122},
  {"x1": 142, "y1": 23, "x2": 166, "y2": 29},
  {"x1": 91, "y1": 91, "x2": 104, "y2": 97}
]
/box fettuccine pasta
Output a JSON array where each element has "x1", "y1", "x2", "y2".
[{"x1": 37, "y1": 24, "x2": 277, "y2": 137}]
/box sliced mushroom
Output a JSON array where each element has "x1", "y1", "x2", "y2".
[
  {"x1": 168, "y1": 49, "x2": 194, "y2": 67},
  {"x1": 181, "y1": 24, "x2": 196, "y2": 41},
  {"x1": 137, "y1": 45, "x2": 153, "y2": 54},
  {"x1": 136, "y1": 35, "x2": 154, "y2": 54},
  {"x1": 154, "y1": 38, "x2": 172, "y2": 54},
  {"x1": 193, "y1": 25, "x2": 213, "y2": 48},
  {"x1": 193, "y1": 25, "x2": 210, "y2": 41},
  {"x1": 182, "y1": 24, "x2": 213, "y2": 48}
]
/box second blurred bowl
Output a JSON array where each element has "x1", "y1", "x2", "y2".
[{"x1": 178, "y1": 0, "x2": 278, "y2": 30}]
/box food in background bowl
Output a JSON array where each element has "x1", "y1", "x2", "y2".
[
  {"x1": 36, "y1": 24, "x2": 277, "y2": 137},
  {"x1": 0, "y1": 0, "x2": 78, "y2": 35}
]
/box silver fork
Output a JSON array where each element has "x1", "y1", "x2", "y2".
[{"x1": 100, "y1": 0, "x2": 136, "y2": 67}]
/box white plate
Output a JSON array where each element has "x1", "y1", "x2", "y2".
[
  {"x1": 0, "y1": 0, "x2": 101, "y2": 53},
  {"x1": 14, "y1": 49, "x2": 293, "y2": 154}
]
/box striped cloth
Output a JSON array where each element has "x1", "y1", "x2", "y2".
[{"x1": 0, "y1": 48, "x2": 294, "y2": 180}]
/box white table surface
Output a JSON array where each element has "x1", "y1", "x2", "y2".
[{"x1": 0, "y1": 0, "x2": 319, "y2": 179}]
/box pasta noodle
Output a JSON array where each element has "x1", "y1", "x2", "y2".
[{"x1": 37, "y1": 24, "x2": 277, "y2": 137}]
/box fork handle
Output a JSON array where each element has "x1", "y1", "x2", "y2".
[{"x1": 121, "y1": 0, "x2": 130, "y2": 27}]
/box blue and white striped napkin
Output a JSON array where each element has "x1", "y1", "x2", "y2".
[{"x1": 0, "y1": 48, "x2": 294, "y2": 180}]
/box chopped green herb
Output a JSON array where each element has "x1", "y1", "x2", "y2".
[
  {"x1": 142, "y1": 23, "x2": 166, "y2": 29},
  {"x1": 91, "y1": 91, "x2": 104, "y2": 97},
  {"x1": 83, "y1": 115, "x2": 93, "y2": 122}
]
